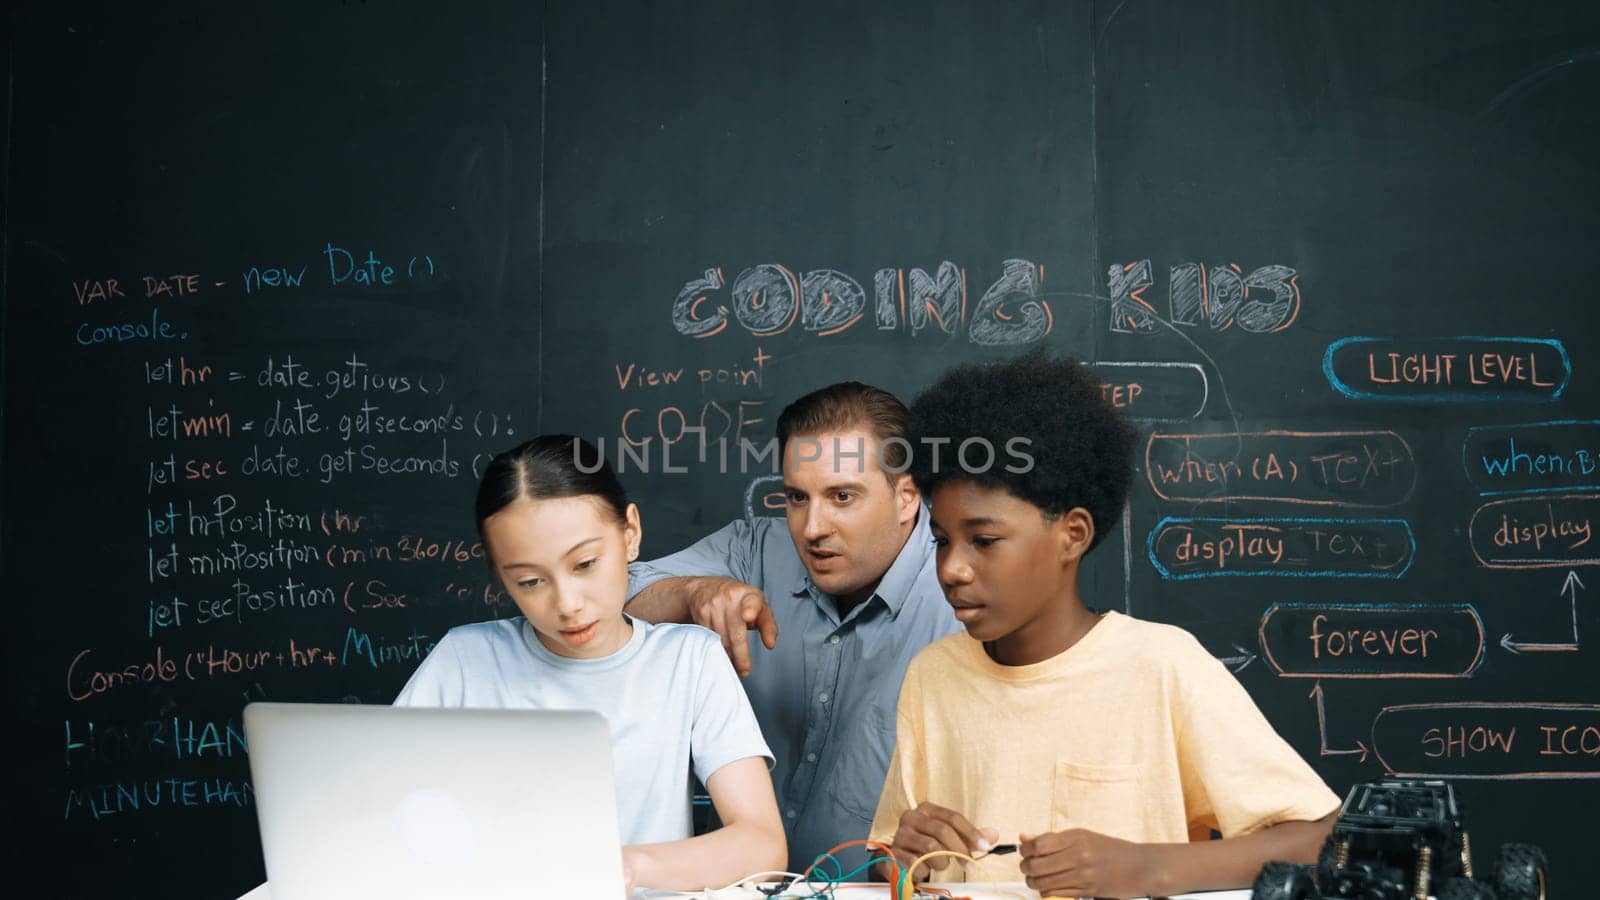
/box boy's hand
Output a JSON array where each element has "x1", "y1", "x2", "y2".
[
  {"x1": 889, "y1": 802, "x2": 1000, "y2": 880},
  {"x1": 1018, "y1": 828, "x2": 1148, "y2": 899},
  {"x1": 683, "y1": 576, "x2": 778, "y2": 676}
]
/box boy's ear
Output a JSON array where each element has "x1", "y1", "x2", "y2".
[{"x1": 1057, "y1": 507, "x2": 1095, "y2": 563}]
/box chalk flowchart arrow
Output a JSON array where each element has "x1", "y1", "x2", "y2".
[
  {"x1": 1309, "y1": 680, "x2": 1370, "y2": 763},
  {"x1": 1216, "y1": 642, "x2": 1258, "y2": 674},
  {"x1": 1501, "y1": 570, "x2": 1584, "y2": 654}
]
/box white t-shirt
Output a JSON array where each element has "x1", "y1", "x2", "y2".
[{"x1": 394, "y1": 615, "x2": 773, "y2": 845}]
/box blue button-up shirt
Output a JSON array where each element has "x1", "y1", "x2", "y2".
[{"x1": 628, "y1": 505, "x2": 960, "y2": 874}]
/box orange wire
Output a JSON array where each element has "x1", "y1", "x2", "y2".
[{"x1": 801, "y1": 838, "x2": 900, "y2": 884}]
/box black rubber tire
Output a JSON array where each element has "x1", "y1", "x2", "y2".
[
  {"x1": 1251, "y1": 861, "x2": 1317, "y2": 900},
  {"x1": 1494, "y1": 843, "x2": 1550, "y2": 900},
  {"x1": 1438, "y1": 877, "x2": 1499, "y2": 900},
  {"x1": 1316, "y1": 834, "x2": 1343, "y2": 878}
]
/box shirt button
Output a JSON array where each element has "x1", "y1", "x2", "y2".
[
  {"x1": 786, "y1": 809, "x2": 797, "y2": 819},
  {"x1": 828, "y1": 635, "x2": 841, "y2": 645},
  {"x1": 807, "y1": 753, "x2": 817, "y2": 762},
  {"x1": 818, "y1": 691, "x2": 830, "y2": 703}
]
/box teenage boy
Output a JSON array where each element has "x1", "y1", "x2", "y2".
[{"x1": 871, "y1": 352, "x2": 1338, "y2": 899}]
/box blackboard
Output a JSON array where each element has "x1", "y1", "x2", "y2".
[{"x1": 5, "y1": 1, "x2": 1600, "y2": 895}]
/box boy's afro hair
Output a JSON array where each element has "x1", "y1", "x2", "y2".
[{"x1": 907, "y1": 349, "x2": 1140, "y2": 551}]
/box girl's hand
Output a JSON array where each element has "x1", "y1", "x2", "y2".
[{"x1": 620, "y1": 846, "x2": 642, "y2": 897}]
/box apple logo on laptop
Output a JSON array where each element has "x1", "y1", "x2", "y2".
[{"x1": 393, "y1": 788, "x2": 477, "y2": 868}]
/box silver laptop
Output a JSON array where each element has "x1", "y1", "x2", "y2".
[{"x1": 244, "y1": 703, "x2": 627, "y2": 900}]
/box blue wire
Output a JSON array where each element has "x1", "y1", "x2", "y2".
[
  {"x1": 838, "y1": 855, "x2": 895, "y2": 882},
  {"x1": 801, "y1": 852, "x2": 843, "y2": 898},
  {"x1": 791, "y1": 853, "x2": 897, "y2": 899},
  {"x1": 804, "y1": 851, "x2": 844, "y2": 894}
]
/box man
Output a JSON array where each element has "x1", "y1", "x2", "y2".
[{"x1": 626, "y1": 382, "x2": 960, "y2": 874}]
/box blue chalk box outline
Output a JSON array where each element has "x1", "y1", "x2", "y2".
[
  {"x1": 1322, "y1": 336, "x2": 1570, "y2": 402},
  {"x1": 1147, "y1": 516, "x2": 1417, "y2": 580},
  {"x1": 1461, "y1": 419, "x2": 1600, "y2": 496}
]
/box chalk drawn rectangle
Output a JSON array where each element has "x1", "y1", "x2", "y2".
[
  {"x1": 1462, "y1": 420, "x2": 1600, "y2": 497},
  {"x1": 1088, "y1": 361, "x2": 1208, "y2": 421},
  {"x1": 1373, "y1": 702, "x2": 1600, "y2": 779},
  {"x1": 1323, "y1": 336, "x2": 1569, "y2": 403},
  {"x1": 1258, "y1": 602, "x2": 1484, "y2": 679},
  {"x1": 1467, "y1": 493, "x2": 1600, "y2": 569},
  {"x1": 1148, "y1": 516, "x2": 1415, "y2": 580},
  {"x1": 1144, "y1": 430, "x2": 1416, "y2": 507}
]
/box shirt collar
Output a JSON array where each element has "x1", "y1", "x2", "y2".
[
  {"x1": 519, "y1": 613, "x2": 647, "y2": 671},
  {"x1": 790, "y1": 503, "x2": 934, "y2": 619}
]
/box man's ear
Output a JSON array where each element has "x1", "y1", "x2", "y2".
[
  {"x1": 1056, "y1": 507, "x2": 1095, "y2": 564},
  {"x1": 894, "y1": 472, "x2": 920, "y2": 525}
]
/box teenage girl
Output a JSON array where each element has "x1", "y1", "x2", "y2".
[{"x1": 396, "y1": 435, "x2": 787, "y2": 893}]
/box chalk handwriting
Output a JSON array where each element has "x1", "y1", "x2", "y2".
[{"x1": 672, "y1": 260, "x2": 1051, "y2": 345}]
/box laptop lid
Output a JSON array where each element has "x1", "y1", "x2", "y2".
[{"x1": 244, "y1": 703, "x2": 625, "y2": 900}]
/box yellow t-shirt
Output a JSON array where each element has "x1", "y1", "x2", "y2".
[{"x1": 867, "y1": 611, "x2": 1339, "y2": 887}]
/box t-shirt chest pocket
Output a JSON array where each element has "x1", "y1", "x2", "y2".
[{"x1": 1051, "y1": 760, "x2": 1142, "y2": 839}]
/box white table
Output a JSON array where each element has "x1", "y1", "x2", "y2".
[{"x1": 242, "y1": 883, "x2": 1251, "y2": 899}]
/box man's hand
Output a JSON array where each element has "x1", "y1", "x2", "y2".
[
  {"x1": 1018, "y1": 828, "x2": 1150, "y2": 899},
  {"x1": 681, "y1": 576, "x2": 778, "y2": 676},
  {"x1": 888, "y1": 802, "x2": 999, "y2": 880}
]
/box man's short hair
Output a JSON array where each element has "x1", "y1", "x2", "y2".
[{"x1": 776, "y1": 381, "x2": 911, "y2": 473}]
